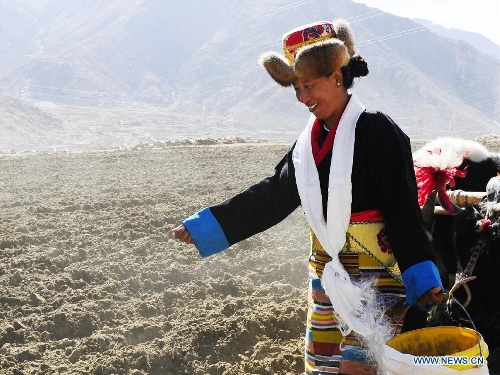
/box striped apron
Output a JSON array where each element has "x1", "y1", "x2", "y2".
[{"x1": 304, "y1": 217, "x2": 407, "y2": 375}]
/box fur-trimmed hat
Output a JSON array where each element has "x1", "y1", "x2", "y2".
[{"x1": 259, "y1": 19, "x2": 355, "y2": 87}]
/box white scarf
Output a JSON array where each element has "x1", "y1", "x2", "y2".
[{"x1": 292, "y1": 94, "x2": 377, "y2": 337}]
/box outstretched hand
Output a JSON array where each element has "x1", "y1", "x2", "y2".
[
  {"x1": 416, "y1": 286, "x2": 445, "y2": 307},
  {"x1": 171, "y1": 224, "x2": 194, "y2": 245}
]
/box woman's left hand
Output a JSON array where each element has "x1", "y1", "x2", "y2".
[
  {"x1": 171, "y1": 224, "x2": 194, "y2": 245},
  {"x1": 416, "y1": 286, "x2": 445, "y2": 307}
]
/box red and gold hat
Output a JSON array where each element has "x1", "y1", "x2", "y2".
[
  {"x1": 259, "y1": 19, "x2": 355, "y2": 87},
  {"x1": 283, "y1": 21, "x2": 335, "y2": 64}
]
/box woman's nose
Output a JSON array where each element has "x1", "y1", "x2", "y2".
[{"x1": 297, "y1": 90, "x2": 308, "y2": 103}]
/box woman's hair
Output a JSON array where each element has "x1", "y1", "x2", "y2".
[{"x1": 341, "y1": 55, "x2": 369, "y2": 88}]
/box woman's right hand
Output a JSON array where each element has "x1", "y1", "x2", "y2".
[{"x1": 171, "y1": 224, "x2": 194, "y2": 245}]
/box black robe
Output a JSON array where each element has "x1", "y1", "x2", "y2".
[{"x1": 209, "y1": 110, "x2": 435, "y2": 274}]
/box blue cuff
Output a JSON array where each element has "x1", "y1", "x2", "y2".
[
  {"x1": 402, "y1": 260, "x2": 443, "y2": 305},
  {"x1": 182, "y1": 207, "x2": 230, "y2": 257}
]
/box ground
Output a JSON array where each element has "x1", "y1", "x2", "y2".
[{"x1": 1, "y1": 136, "x2": 499, "y2": 374}]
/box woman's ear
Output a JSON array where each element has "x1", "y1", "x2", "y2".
[{"x1": 332, "y1": 69, "x2": 343, "y2": 87}]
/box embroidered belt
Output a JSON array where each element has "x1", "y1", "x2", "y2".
[
  {"x1": 342, "y1": 221, "x2": 402, "y2": 283},
  {"x1": 309, "y1": 221, "x2": 403, "y2": 284}
]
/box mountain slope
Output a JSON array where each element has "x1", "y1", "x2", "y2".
[
  {"x1": 413, "y1": 18, "x2": 500, "y2": 61},
  {"x1": 0, "y1": 0, "x2": 499, "y2": 151}
]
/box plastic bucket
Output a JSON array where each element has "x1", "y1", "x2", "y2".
[{"x1": 385, "y1": 326, "x2": 489, "y2": 371}]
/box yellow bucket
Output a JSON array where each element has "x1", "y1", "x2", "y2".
[{"x1": 385, "y1": 326, "x2": 489, "y2": 371}]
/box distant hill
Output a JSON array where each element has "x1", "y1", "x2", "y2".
[
  {"x1": 0, "y1": 94, "x2": 68, "y2": 151},
  {"x1": 413, "y1": 18, "x2": 500, "y2": 61},
  {"x1": 0, "y1": 0, "x2": 499, "y2": 151}
]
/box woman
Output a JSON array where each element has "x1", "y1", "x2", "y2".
[{"x1": 172, "y1": 19, "x2": 443, "y2": 375}]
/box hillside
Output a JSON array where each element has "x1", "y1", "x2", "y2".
[
  {"x1": 0, "y1": 0, "x2": 499, "y2": 152},
  {"x1": 413, "y1": 18, "x2": 500, "y2": 60}
]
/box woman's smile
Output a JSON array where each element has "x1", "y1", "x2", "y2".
[{"x1": 308, "y1": 103, "x2": 318, "y2": 112}]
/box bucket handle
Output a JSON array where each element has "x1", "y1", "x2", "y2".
[
  {"x1": 395, "y1": 294, "x2": 484, "y2": 358},
  {"x1": 444, "y1": 294, "x2": 484, "y2": 359}
]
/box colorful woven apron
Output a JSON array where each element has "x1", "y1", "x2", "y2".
[{"x1": 305, "y1": 218, "x2": 406, "y2": 375}]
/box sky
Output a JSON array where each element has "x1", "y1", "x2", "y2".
[{"x1": 352, "y1": 0, "x2": 500, "y2": 46}]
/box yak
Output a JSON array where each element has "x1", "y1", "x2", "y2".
[{"x1": 412, "y1": 137, "x2": 500, "y2": 372}]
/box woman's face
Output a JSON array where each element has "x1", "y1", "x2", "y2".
[{"x1": 293, "y1": 72, "x2": 345, "y2": 127}]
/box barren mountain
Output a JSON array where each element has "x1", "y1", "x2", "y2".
[{"x1": 0, "y1": 0, "x2": 499, "y2": 152}]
